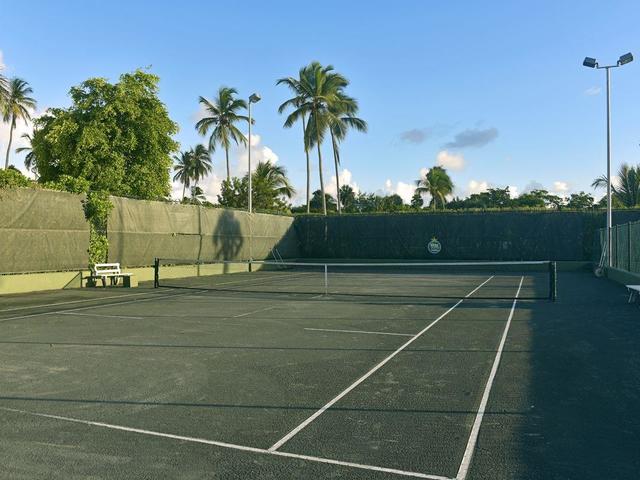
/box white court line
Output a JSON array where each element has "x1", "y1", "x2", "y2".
[
  {"x1": 0, "y1": 407, "x2": 451, "y2": 480},
  {"x1": 455, "y1": 276, "x2": 523, "y2": 480},
  {"x1": 304, "y1": 327, "x2": 414, "y2": 337},
  {"x1": 170, "y1": 271, "x2": 315, "y2": 289},
  {"x1": 268, "y1": 276, "x2": 495, "y2": 452},
  {"x1": 60, "y1": 312, "x2": 143, "y2": 320},
  {"x1": 0, "y1": 290, "x2": 158, "y2": 313},
  {"x1": 0, "y1": 288, "x2": 193, "y2": 323}
]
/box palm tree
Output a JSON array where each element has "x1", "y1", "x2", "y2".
[
  {"x1": 248, "y1": 161, "x2": 295, "y2": 210},
  {"x1": 328, "y1": 91, "x2": 367, "y2": 213},
  {"x1": 415, "y1": 166, "x2": 454, "y2": 210},
  {"x1": 195, "y1": 87, "x2": 249, "y2": 182},
  {"x1": 16, "y1": 132, "x2": 37, "y2": 175},
  {"x1": 0, "y1": 72, "x2": 8, "y2": 106},
  {"x1": 278, "y1": 62, "x2": 348, "y2": 215},
  {"x1": 277, "y1": 71, "x2": 313, "y2": 213},
  {"x1": 172, "y1": 150, "x2": 194, "y2": 200},
  {"x1": 592, "y1": 164, "x2": 640, "y2": 207},
  {"x1": 190, "y1": 185, "x2": 206, "y2": 205},
  {"x1": 2, "y1": 78, "x2": 36, "y2": 169},
  {"x1": 190, "y1": 144, "x2": 213, "y2": 187}
]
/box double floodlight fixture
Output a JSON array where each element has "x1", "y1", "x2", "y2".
[{"x1": 582, "y1": 52, "x2": 634, "y2": 69}]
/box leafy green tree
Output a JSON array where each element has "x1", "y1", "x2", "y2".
[
  {"x1": 16, "y1": 132, "x2": 37, "y2": 175},
  {"x1": 410, "y1": 192, "x2": 424, "y2": 210},
  {"x1": 32, "y1": 70, "x2": 178, "y2": 198},
  {"x1": 415, "y1": 166, "x2": 454, "y2": 209},
  {"x1": 592, "y1": 164, "x2": 640, "y2": 207},
  {"x1": 0, "y1": 166, "x2": 34, "y2": 188},
  {"x1": 2, "y1": 78, "x2": 36, "y2": 170},
  {"x1": 196, "y1": 87, "x2": 249, "y2": 182},
  {"x1": 278, "y1": 62, "x2": 348, "y2": 215},
  {"x1": 217, "y1": 177, "x2": 247, "y2": 208},
  {"x1": 328, "y1": 91, "x2": 367, "y2": 213},
  {"x1": 566, "y1": 191, "x2": 594, "y2": 209},
  {"x1": 381, "y1": 194, "x2": 404, "y2": 212}
]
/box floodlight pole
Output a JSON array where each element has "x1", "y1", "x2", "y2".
[
  {"x1": 247, "y1": 93, "x2": 261, "y2": 266},
  {"x1": 583, "y1": 53, "x2": 633, "y2": 267},
  {"x1": 248, "y1": 101, "x2": 253, "y2": 215}
]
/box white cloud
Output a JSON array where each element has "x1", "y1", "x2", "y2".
[
  {"x1": 383, "y1": 179, "x2": 415, "y2": 204},
  {"x1": 326, "y1": 168, "x2": 360, "y2": 200},
  {"x1": 467, "y1": 179, "x2": 490, "y2": 196},
  {"x1": 523, "y1": 180, "x2": 544, "y2": 193},
  {"x1": 435, "y1": 150, "x2": 465, "y2": 170},
  {"x1": 552, "y1": 181, "x2": 570, "y2": 194},
  {"x1": 585, "y1": 86, "x2": 602, "y2": 96},
  {"x1": 0, "y1": 50, "x2": 5, "y2": 71},
  {"x1": 508, "y1": 185, "x2": 519, "y2": 198}
]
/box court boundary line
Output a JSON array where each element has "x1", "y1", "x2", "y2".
[
  {"x1": 60, "y1": 312, "x2": 144, "y2": 320},
  {"x1": 0, "y1": 406, "x2": 451, "y2": 480},
  {"x1": 268, "y1": 275, "x2": 495, "y2": 452},
  {"x1": 304, "y1": 327, "x2": 414, "y2": 337},
  {"x1": 455, "y1": 276, "x2": 524, "y2": 480},
  {"x1": 0, "y1": 290, "x2": 170, "y2": 313}
]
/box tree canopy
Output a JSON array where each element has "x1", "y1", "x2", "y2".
[{"x1": 32, "y1": 70, "x2": 178, "y2": 199}]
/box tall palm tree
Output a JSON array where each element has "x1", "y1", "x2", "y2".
[
  {"x1": 190, "y1": 144, "x2": 213, "y2": 187},
  {"x1": 277, "y1": 72, "x2": 312, "y2": 213},
  {"x1": 195, "y1": 87, "x2": 249, "y2": 182},
  {"x1": 190, "y1": 186, "x2": 206, "y2": 205},
  {"x1": 278, "y1": 62, "x2": 348, "y2": 215},
  {"x1": 415, "y1": 166, "x2": 454, "y2": 210},
  {"x1": 2, "y1": 78, "x2": 36, "y2": 169},
  {"x1": 592, "y1": 163, "x2": 640, "y2": 207},
  {"x1": 0, "y1": 72, "x2": 8, "y2": 106},
  {"x1": 16, "y1": 132, "x2": 37, "y2": 174},
  {"x1": 172, "y1": 150, "x2": 194, "y2": 200},
  {"x1": 328, "y1": 91, "x2": 367, "y2": 213}
]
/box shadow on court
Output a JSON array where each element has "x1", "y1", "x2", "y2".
[{"x1": 468, "y1": 272, "x2": 640, "y2": 480}]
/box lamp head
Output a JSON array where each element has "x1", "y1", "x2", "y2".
[
  {"x1": 583, "y1": 57, "x2": 597, "y2": 68},
  {"x1": 249, "y1": 93, "x2": 261, "y2": 103},
  {"x1": 618, "y1": 52, "x2": 634, "y2": 66}
]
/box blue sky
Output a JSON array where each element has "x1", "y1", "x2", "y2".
[{"x1": 1, "y1": 0, "x2": 638, "y2": 204}]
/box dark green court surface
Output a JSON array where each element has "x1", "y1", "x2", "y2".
[{"x1": 0, "y1": 271, "x2": 638, "y2": 479}]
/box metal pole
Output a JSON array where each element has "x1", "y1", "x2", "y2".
[
  {"x1": 324, "y1": 264, "x2": 328, "y2": 296},
  {"x1": 248, "y1": 101, "x2": 252, "y2": 215},
  {"x1": 606, "y1": 67, "x2": 612, "y2": 268}
]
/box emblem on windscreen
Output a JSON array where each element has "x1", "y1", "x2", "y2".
[{"x1": 427, "y1": 237, "x2": 441, "y2": 255}]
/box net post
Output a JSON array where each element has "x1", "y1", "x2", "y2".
[
  {"x1": 324, "y1": 264, "x2": 328, "y2": 296},
  {"x1": 549, "y1": 261, "x2": 557, "y2": 302},
  {"x1": 153, "y1": 258, "x2": 159, "y2": 288}
]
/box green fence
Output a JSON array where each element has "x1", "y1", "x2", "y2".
[{"x1": 295, "y1": 211, "x2": 640, "y2": 261}]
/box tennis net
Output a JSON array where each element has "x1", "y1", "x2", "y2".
[{"x1": 153, "y1": 259, "x2": 557, "y2": 301}]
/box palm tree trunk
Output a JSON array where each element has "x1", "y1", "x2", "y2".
[
  {"x1": 225, "y1": 147, "x2": 230, "y2": 182},
  {"x1": 330, "y1": 130, "x2": 341, "y2": 214},
  {"x1": 313, "y1": 106, "x2": 327, "y2": 215},
  {"x1": 4, "y1": 116, "x2": 15, "y2": 170},
  {"x1": 182, "y1": 182, "x2": 186, "y2": 201},
  {"x1": 302, "y1": 115, "x2": 311, "y2": 214}
]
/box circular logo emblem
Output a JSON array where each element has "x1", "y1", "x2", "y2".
[{"x1": 427, "y1": 237, "x2": 441, "y2": 255}]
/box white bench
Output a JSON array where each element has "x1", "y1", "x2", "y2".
[
  {"x1": 89, "y1": 263, "x2": 136, "y2": 288},
  {"x1": 626, "y1": 285, "x2": 640, "y2": 303}
]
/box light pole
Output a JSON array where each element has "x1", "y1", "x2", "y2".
[
  {"x1": 247, "y1": 93, "x2": 261, "y2": 214},
  {"x1": 583, "y1": 52, "x2": 633, "y2": 267}
]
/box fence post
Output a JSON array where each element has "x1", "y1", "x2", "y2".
[
  {"x1": 628, "y1": 222, "x2": 632, "y2": 272},
  {"x1": 153, "y1": 258, "x2": 159, "y2": 288}
]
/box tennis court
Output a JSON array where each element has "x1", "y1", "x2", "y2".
[{"x1": 1, "y1": 265, "x2": 638, "y2": 479}]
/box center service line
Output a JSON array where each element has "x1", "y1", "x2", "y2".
[
  {"x1": 268, "y1": 276, "x2": 495, "y2": 452},
  {"x1": 455, "y1": 276, "x2": 524, "y2": 480}
]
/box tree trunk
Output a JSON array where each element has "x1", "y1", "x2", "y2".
[
  {"x1": 331, "y1": 130, "x2": 341, "y2": 214},
  {"x1": 182, "y1": 182, "x2": 186, "y2": 201},
  {"x1": 225, "y1": 147, "x2": 230, "y2": 182},
  {"x1": 4, "y1": 116, "x2": 15, "y2": 170},
  {"x1": 302, "y1": 115, "x2": 311, "y2": 214},
  {"x1": 313, "y1": 107, "x2": 327, "y2": 215}
]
